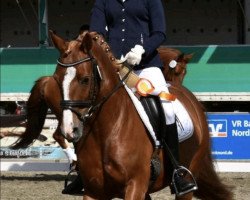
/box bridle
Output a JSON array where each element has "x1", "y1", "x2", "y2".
[
  {"x1": 57, "y1": 54, "x2": 100, "y2": 123},
  {"x1": 57, "y1": 57, "x2": 93, "y2": 67},
  {"x1": 58, "y1": 52, "x2": 132, "y2": 124}
]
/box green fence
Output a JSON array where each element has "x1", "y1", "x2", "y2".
[
  {"x1": 176, "y1": 45, "x2": 250, "y2": 93},
  {"x1": 1, "y1": 45, "x2": 250, "y2": 95},
  {"x1": 1, "y1": 47, "x2": 57, "y2": 93}
]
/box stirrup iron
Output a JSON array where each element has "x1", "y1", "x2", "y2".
[
  {"x1": 64, "y1": 168, "x2": 78, "y2": 189},
  {"x1": 172, "y1": 166, "x2": 198, "y2": 196}
]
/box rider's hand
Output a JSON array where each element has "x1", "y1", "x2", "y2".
[{"x1": 124, "y1": 45, "x2": 145, "y2": 66}]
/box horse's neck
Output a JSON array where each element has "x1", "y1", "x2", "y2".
[
  {"x1": 93, "y1": 90, "x2": 133, "y2": 138},
  {"x1": 91, "y1": 33, "x2": 123, "y2": 71},
  {"x1": 89, "y1": 43, "x2": 139, "y2": 136}
]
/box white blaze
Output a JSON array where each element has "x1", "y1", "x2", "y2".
[{"x1": 62, "y1": 67, "x2": 76, "y2": 134}]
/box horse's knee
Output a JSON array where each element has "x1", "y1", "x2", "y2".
[
  {"x1": 124, "y1": 179, "x2": 149, "y2": 200},
  {"x1": 53, "y1": 129, "x2": 68, "y2": 149},
  {"x1": 53, "y1": 129, "x2": 63, "y2": 140}
]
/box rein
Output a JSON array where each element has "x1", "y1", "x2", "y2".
[{"x1": 85, "y1": 62, "x2": 133, "y2": 121}]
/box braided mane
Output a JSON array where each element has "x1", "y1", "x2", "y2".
[{"x1": 77, "y1": 31, "x2": 192, "y2": 85}]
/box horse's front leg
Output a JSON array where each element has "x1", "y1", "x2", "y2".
[
  {"x1": 124, "y1": 179, "x2": 149, "y2": 200},
  {"x1": 83, "y1": 195, "x2": 97, "y2": 200},
  {"x1": 53, "y1": 126, "x2": 77, "y2": 164},
  {"x1": 52, "y1": 126, "x2": 68, "y2": 148}
]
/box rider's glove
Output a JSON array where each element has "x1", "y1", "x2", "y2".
[{"x1": 124, "y1": 45, "x2": 145, "y2": 66}]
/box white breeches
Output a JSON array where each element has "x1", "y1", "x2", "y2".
[{"x1": 134, "y1": 67, "x2": 175, "y2": 124}]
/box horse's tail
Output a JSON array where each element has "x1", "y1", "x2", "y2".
[
  {"x1": 190, "y1": 121, "x2": 234, "y2": 199},
  {"x1": 181, "y1": 88, "x2": 234, "y2": 200},
  {"x1": 11, "y1": 77, "x2": 50, "y2": 149},
  {"x1": 194, "y1": 152, "x2": 234, "y2": 200}
]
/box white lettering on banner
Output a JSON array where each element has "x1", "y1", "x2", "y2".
[
  {"x1": 212, "y1": 151, "x2": 233, "y2": 155},
  {"x1": 232, "y1": 129, "x2": 250, "y2": 137},
  {"x1": 244, "y1": 120, "x2": 250, "y2": 127},
  {"x1": 232, "y1": 120, "x2": 242, "y2": 127},
  {"x1": 0, "y1": 149, "x2": 32, "y2": 158}
]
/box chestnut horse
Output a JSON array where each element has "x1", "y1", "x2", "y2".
[
  {"x1": 11, "y1": 33, "x2": 192, "y2": 162},
  {"x1": 53, "y1": 32, "x2": 232, "y2": 200}
]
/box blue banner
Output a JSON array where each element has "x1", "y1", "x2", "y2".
[
  {"x1": 1, "y1": 113, "x2": 249, "y2": 161},
  {"x1": 207, "y1": 113, "x2": 250, "y2": 160}
]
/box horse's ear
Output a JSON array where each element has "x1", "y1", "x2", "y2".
[
  {"x1": 81, "y1": 32, "x2": 93, "y2": 53},
  {"x1": 184, "y1": 53, "x2": 194, "y2": 63},
  {"x1": 49, "y1": 30, "x2": 67, "y2": 53}
]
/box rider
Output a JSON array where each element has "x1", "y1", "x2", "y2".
[
  {"x1": 63, "y1": 0, "x2": 197, "y2": 196},
  {"x1": 89, "y1": 0, "x2": 197, "y2": 196}
]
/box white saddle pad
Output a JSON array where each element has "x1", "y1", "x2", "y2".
[
  {"x1": 124, "y1": 85, "x2": 194, "y2": 146},
  {"x1": 172, "y1": 99, "x2": 194, "y2": 142}
]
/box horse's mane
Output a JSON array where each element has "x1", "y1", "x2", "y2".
[
  {"x1": 89, "y1": 32, "x2": 122, "y2": 71},
  {"x1": 75, "y1": 31, "x2": 122, "y2": 73}
]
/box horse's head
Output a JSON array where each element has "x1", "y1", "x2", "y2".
[
  {"x1": 50, "y1": 31, "x2": 119, "y2": 142},
  {"x1": 50, "y1": 30, "x2": 98, "y2": 142},
  {"x1": 158, "y1": 47, "x2": 193, "y2": 85}
]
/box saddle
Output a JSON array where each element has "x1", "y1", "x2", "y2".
[{"x1": 120, "y1": 64, "x2": 194, "y2": 146}]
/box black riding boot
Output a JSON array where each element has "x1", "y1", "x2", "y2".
[
  {"x1": 140, "y1": 95, "x2": 197, "y2": 196},
  {"x1": 164, "y1": 123, "x2": 198, "y2": 196},
  {"x1": 62, "y1": 173, "x2": 84, "y2": 195}
]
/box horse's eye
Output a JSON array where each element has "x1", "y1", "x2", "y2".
[{"x1": 79, "y1": 77, "x2": 90, "y2": 85}]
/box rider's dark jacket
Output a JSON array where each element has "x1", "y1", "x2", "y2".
[{"x1": 90, "y1": 0, "x2": 166, "y2": 69}]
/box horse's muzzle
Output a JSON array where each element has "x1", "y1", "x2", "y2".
[{"x1": 60, "y1": 126, "x2": 82, "y2": 143}]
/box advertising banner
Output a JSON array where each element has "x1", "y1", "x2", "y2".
[
  {"x1": 1, "y1": 113, "x2": 249, "y2": 161},
  {"x1": 207, "y1": 113, "x2": 250, "y2": 160}
]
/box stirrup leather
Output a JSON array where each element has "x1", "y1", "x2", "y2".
[{"x1": 172, "y1": 166, "x2": 198, "y2": 196}]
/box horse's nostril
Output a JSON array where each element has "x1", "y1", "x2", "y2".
[{"x1": 73, "y1": 127, "x2": 78, "y2": 133}]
